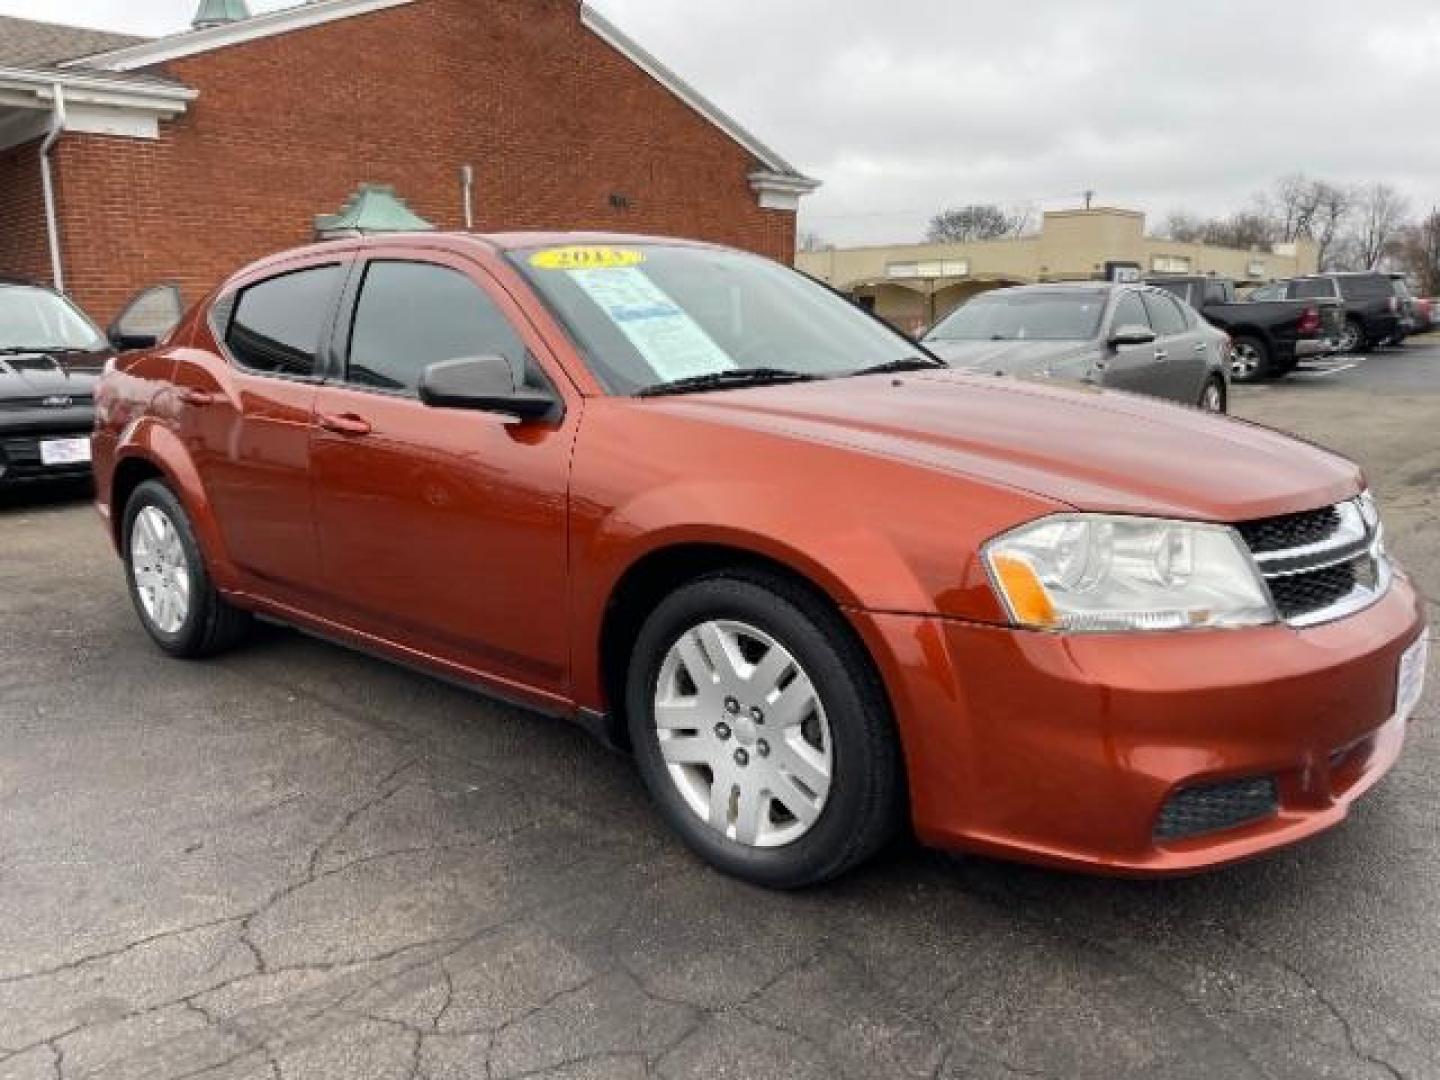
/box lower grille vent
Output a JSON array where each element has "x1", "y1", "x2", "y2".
[{"x1": 1155, "y1": 777, "x2": 1279, "y2": 841}]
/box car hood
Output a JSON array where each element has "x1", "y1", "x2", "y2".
[
  {"x1": 923, "y1": 338, "x2": 1095, "y2": 375},
  {"x1": 644, "y1": 370, "x2": 1360, "y2": 522},
  {"x1": 0, "y1": 352, "x2": 106, "y2": 401}
]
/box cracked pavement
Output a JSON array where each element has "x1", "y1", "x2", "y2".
[{"x1": 1, "y1": 343, "x2": 1438, "y2": 1079}]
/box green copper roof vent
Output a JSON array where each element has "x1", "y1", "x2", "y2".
[
  {"x1": 314, "y1": 184, "x2": 435, "y2": 240},
  {"x1": 192, "y1": 0, "x2": 251, "y2": 30}
]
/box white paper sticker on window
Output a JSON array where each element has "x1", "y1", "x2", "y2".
[{"x1": 567, "y1": 267, "x2": 734, "y2": 382}]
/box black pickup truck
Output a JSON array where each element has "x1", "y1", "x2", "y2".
[{"x1": 1144, "y1": 275, "x2": 1343, "y2": 382}]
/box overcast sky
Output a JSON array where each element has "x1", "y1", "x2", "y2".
[{"x1": 6, "y1": 0, "x2": 1439, "y2": 244}]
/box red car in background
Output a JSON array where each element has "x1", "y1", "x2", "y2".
[{"x1": 92, "y1": 233, "x2": 1427, "y2": 887}]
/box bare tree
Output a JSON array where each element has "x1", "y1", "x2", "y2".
[
  {"x1": 1401, "y1": 209, "x2": 1440, "y2": 295},
  {"x1": 1310, "y1": 182, "x2": 1353, "y2": 270},
  {"x1": 1204, "y1": 211, "x2": 1277, "y2": 251},
  {"x1": 1161, "y1": 211, "x2": 1209, "y2": 242},
  {"x1": 1348, "y1": 183, "x2": 1411, "y2": 269},
  {"x1": 926, "y1": 204, "x2": 1025, "y2": 243},
  {"x1": 797, "y1": 229, "x2": 832, "y2": 253},
  {"x1": 1265, "y1": 173, "x2": 1324, "y2": 242}
]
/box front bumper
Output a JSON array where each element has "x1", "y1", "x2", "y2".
[
  {"x1": 853, "y1": 570, "x2": 1427, "y2": 875},
  {"x1": 0, "y1": 426, "x2": 95, "y2": 485}
]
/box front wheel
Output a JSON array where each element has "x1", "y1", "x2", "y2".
[
  {"x1": 122, "y1": 480, "x2": 251, "y2": 658},
  {"x1": 1229, "y1": 335, "x2": 1271, "y2": 383},
  {"x1": 626, "y1": 571, "x2": 903, "y2": 888}
]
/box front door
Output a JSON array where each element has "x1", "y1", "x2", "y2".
[
  {"x1": 1141, "y1": 290, "x2": 1208, "y2": 404},
  {"x1": 308, "y1": 252, "x2": 578, "y2": 698},
  {"x1": 172, "y1": 260, "x2": 347, "y2": 594},
  {"x1": 1100, "y1": 290, "x2": 1169, "y2": 398}
]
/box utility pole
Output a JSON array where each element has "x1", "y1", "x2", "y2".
[{"x1": 1084, "y1": 189, "x2": 1095, "y2": 210}]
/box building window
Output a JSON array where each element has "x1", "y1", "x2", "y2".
[
  {"x1": 887, "y1": 259, "x2": 970, "y2": 279},
  {"x1": 1151, "y1": 255, "x2": 1192, "y2": 274},
  {"x1": 1247, "y1": 260, "x2": 1267, "y2": 278}
]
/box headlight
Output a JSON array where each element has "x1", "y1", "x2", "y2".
[{"x1": 984, "y1": 515, "x2": 1275, "y2": 633}]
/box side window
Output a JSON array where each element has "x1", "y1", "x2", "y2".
[
  {"x1": 226, "y1": 265, "x2": 343, "y2": 377},
  {"x1": 1291, "y1": 278, "x2": 1334, "y2": 300},
  {"x1": 1249, "y1": 283, "x2": 1284, "y2": 302},
  {"x1": 1111, "y1": 291, "x2": 1150, "y2": 331},
  {"x1": 347, "y1": 261, "x2": 530, "y2": 394},
  {"x1": 1141, "y1": 291, "x2": 1187, "y2": 336}
]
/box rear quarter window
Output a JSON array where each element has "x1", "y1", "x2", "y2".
[{"x1": 1337, "y1": 275, "x2": 1393, "y2": 301}]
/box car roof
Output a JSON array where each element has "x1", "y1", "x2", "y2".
[{"x1": 229, "y1": 231, "x2": 738, "y2": 283}]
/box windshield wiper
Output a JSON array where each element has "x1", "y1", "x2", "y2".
[
  {"x1": 635, "y1": 368, "x2": 820, "y2": 398},
  {"x1": 848, "y1": 356, "x2": 947, "y2": 378}
]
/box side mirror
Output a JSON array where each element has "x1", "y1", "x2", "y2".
[
  {"x1": 1108, "y1": 324, "x2": 1157, "y2": 348},
  {"x1": 108, "y1": 283, "x2": 184, "y2": 352},
  {"x1": 419, "y1": 355, "x2": 558, "y2": 421}
]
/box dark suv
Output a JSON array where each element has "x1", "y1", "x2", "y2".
[
  {"x1": 1251, "y1": 273, "x2": 1409, "y2": 354},
  {"x1": 0, "y1": 279, "x2": 111, "y2": 487}
]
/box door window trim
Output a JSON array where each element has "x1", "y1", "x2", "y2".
[
  {"x1": 213, "y1": 259, "x2": 351, "y2": 385},
  {"x1": 329, "y1": 253, "x2": 568, "y2": 406}
]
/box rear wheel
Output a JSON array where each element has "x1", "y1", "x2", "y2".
[
  {"x1": 1199, "y1": 376, "x2": 1227, "y2": 414},
  {"x1": 123, "y1": 480, "x2": 250, "y2": 658},
  {"x1": 1338, "y1": 318, "x2": 1365, "y2": 355},
  {"x1": 626, "y1": 571, "x2": 903, "y2": 888},
  {"x1": 1230, "y1": 335, "x2": 1271, "y2": 383}
]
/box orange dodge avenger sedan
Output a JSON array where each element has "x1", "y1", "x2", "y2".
[{"x1": 93, "y1": 234, "x2": 1428, "y2": 888}]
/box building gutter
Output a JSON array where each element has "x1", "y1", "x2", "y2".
[{"x1": 39, "y1": 82, "x2": 67, "y2": 294}]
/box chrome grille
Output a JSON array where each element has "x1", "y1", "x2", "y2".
[
  {"x1": 1236, "y1": 506, "x2": 1341, "y2": 554},
  {"x1": 1238, "y1": 497, "x2": 1389, "y2": 627}
]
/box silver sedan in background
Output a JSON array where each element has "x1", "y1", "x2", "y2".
[{"x1": 921, "y1": 283, "x2": 1232, "y2": 412}]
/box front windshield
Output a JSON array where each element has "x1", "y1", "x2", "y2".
[
  {"x1": 926, "y1": 290, "x2": 1107, "y2": 342},
  {"x1": 0, "y1": 286, "x2": 107, "y2": 353},
  {"x1": 510, "y1": 244, "x2": 925, "y2": 395}
]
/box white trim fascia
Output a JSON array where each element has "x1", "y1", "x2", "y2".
[
  {"x1": 0, "y1": 67, "x2": 194, "y2": 113},
  {"x1": 580, "y1": 3, "x2": 818, "y2": 190},
  {"x1": 750, "y1": 170, "x2": 821, "y2": 212},
  {"x1": 64, "y1": 0, "x2": 418, "y2": 72},
  {"x1": 0, "y1": 67, "x2": 191, "y2": 149}
]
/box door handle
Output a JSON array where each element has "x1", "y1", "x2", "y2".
[
  {"x1": 176, "y1": 387, "x2": 218, "y2": 407},
  {"x1": 1154, "y1": 350, "x2": 1168, "y2": 362},
  {"x1": 318, "y1": 412, "x2": 373, "y2": 437},
  {"x1": 1194, "y1": 343, "x2": 1208, "y2": 353}
]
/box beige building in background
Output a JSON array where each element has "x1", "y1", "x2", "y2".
[{"x1": 798, "y1": 207, "x2": 1320, "y2": 335}]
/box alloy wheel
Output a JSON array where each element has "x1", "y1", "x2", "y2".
[
  {"x1": 653, "y1": 619, "x2": 832, "y2": 848},
  {"x1": 1231, "y1": 342, "x2": 1261, "y2": 381},
  {"x1": 130, "y1": 506, "x2": 191, "y2": 634},
  {"x1": 1338, "y1": 322, "x2": 1362, "y2": 355}
]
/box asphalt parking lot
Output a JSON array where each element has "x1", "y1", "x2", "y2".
[{"x1": 1, "y1": 342, "x2": 1437, "y2": 1080}]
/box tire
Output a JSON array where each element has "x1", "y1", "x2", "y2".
[
  {"x1": 1338, "y1": 318, "x2": 1364, "y2": 355},
  {"x1": 122, "y1": 479, "x2": 250, "y2": 658},
  {"x1": 626, "y1": 570, "x2": 903, "y2": 889},
  {"x1": 1230, "y1": 335, "x2": 1271, "y2": 383},
  {"x1": 1198, "y1": 376, "x2": 1227, "y2": 414}
]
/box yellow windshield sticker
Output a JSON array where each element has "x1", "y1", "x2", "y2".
[{"x1": 529, "y1": 246, "x2": 646, "y2": 271}]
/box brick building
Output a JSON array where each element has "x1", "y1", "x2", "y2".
[{"x1": 0, "y1": 0, "x2": 818, "y2": 322}]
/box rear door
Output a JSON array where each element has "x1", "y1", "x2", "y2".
[
  {"x1": 1141, "y1": 289, "x2": 1207, "y2": 404},
  {"x1": 1099, "y1": 290, "x2": 1168, "y2": 398},
  {"x1": 172, "y1": 258, "x2": 347, "y2": 595},
  {"x1": 307, "y1": 248, "x2": 579, "y2": 699}
]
